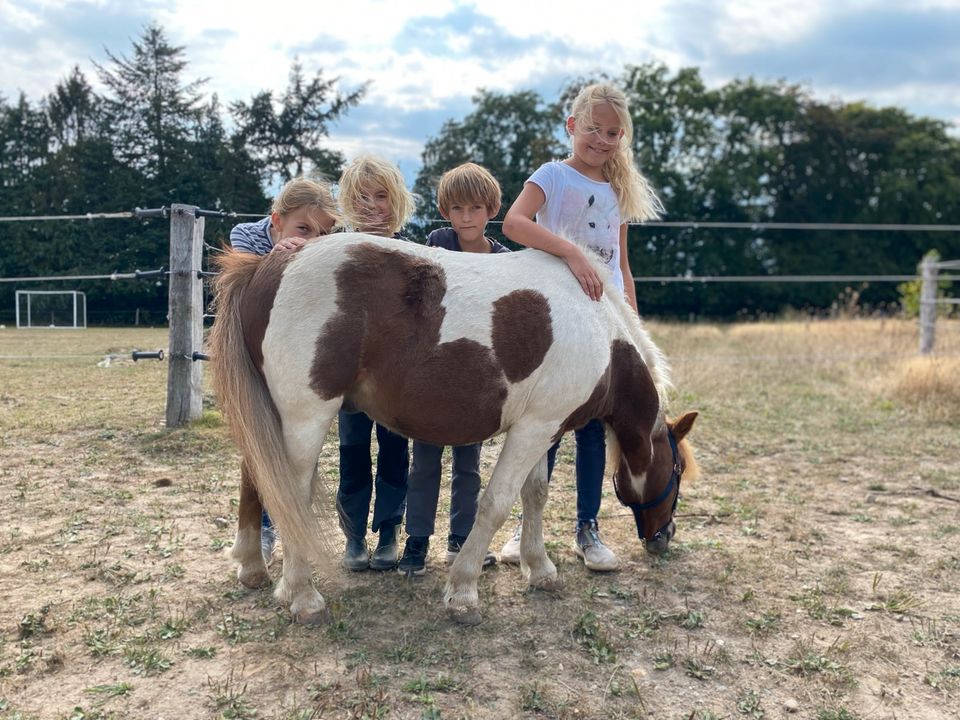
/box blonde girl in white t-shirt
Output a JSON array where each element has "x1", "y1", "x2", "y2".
[{"x1": 501, "y1": 83, "x2": 662, "y2": 571}]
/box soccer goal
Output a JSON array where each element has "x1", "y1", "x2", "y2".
[{"x1": 15, "y1": 290, "x2": 87, "y2": 329}]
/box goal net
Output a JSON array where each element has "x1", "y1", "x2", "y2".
[{"x1": 16, "y1": 290, "x2": 87, "y2": 329}]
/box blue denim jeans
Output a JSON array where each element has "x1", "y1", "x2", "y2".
[
  {"x1": 336, "y1": 409, "x2": 409, "y2": 539},
  {"x1": 546, "y1": 418, "x2": 605, "y2": 525},
  {"x1": 405, "y1": 441, "x2": 482, "y2": 538}
]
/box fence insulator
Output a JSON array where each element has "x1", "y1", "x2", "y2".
[
  {"x1": 134, "y1": 267, "x2": 167, "y2": 280},
  {"x1": 132, "y1": 349, "x2": 165, "y2": 362},
  {"x1": 191, "y1": 352, "x2": 210, "y2": 362},
  {"x1": 134, "y1": 207, "x2": 169, "y2": 220},
  {"x1": 194, "y1": 208, "x2": 238, "y2": 220}
]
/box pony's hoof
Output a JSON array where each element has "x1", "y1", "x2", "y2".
[
  {"x1": 530, "y1": 575, "x2": 564, "y2": 593},
  {"x1": 293, "y1": 606, "x2": 332, "y2": 625},
  {"x1": 237, "y1": 567, "x2": 271, "y2": 589},
  {"x1": 447, "y1": 606, "x2": 483, "y2": 626}
]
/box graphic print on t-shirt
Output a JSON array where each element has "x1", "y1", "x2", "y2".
[{"x1": 558, "y1": 188, "x2": 620, "y2": 269}]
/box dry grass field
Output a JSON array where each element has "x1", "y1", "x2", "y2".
[{"x1": 1, "y1": 318, "x2": 958, "y2": 720}]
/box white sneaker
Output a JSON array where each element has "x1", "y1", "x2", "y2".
[
  {"x1": 499, "y1": 523, "x2": 522, "y2": 564},
  {"x1": 574, "y1": 520, "x2": 620, "y2": 572}
]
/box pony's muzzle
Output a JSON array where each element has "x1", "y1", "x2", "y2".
[{"x1": 644, "y1": 520, "x2": 676, "y2": 555}]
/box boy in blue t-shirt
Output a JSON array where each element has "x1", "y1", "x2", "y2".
[{"x1": 398, "y1": 163, "x2": 509, "y2": 575}]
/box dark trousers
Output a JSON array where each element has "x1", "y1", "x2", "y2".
[
  {"x1": 546, "y1": 418, "x2": 605, "y2": 525},
  {"x1": 336, "y1": 409, "x2": 409, "y2": 540},
  {"x1": 405, "y1": 441, "x2": 482, "y2": 538}
]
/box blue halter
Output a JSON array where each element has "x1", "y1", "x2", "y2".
[{"x1": 617, "y1": 430, "x2": 682, "y2": 541}]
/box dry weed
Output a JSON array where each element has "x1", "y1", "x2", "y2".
[{"x1": 889, "y1": 357, "x2": 960, "y2": 422}]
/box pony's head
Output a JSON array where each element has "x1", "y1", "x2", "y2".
[{"x1": 613, "y1": 411, "x2": 698, "y2": 554}]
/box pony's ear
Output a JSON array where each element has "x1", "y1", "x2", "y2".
[{"x1": 671, "y1": 411, "x2": 698, "y2": 442}]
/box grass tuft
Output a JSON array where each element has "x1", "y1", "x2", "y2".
[{"x1": 889, "y1": 357, "x2": 960, "y2": 421}]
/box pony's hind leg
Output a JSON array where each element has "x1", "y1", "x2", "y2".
[
  {"x1": 445, "y1": 423, "x2": 553, "y2": 625},
  {"x1": 231, "y1": 459, "x2": 271, "y2": 588},
  {"x1": 518, "y1": 454, "x2": 560, "y2": 591},
  {"x1": 272, "y1": 409, "x2": 338, "y2": 625}
]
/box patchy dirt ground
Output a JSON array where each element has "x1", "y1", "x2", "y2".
[{"x1": 1, "y1": 319, "x2": 958, "y2": 720}]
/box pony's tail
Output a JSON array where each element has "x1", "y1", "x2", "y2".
[{"x1": 208, "y1": 249, "x2": 330, "y2": 568}]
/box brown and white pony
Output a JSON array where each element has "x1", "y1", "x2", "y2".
[{"x1": 209, "y1": 233, "x2": 697, "y2": 625}]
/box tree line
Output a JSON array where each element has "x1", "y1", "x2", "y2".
[{"x1": 2, "y1": 23, "x2": 958, "y2": 323}]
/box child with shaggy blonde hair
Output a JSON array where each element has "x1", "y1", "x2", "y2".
[
  {"x1": 338, "y1": 154, "x2": 415, "y2": 237},
  {"x1": 335, "y1": 155, "x2": 416, "y2": 571}
]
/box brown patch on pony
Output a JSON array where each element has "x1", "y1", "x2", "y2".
[
  {"x1": 310, "y1": 243, "x2": 508, "y2": 446},
  {"x1": 608, "y1": 339, "x2": 660, "y2": 477},
  {"x1": 551, "y1": 360, "x2": 613, "y2": 443},
  {"x1": 238, "y1": 251, "x2": 296, "y2": 373},
  {"x1": 491, "y1": 289, "x2": 553, "y2": 383},
  {"x1": 552, "y1": 338, "x2": 660, "y2": 458}
]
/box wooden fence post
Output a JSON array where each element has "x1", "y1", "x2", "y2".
[
  {"x1": 919, "y1": 254, "x2": 938, "y2": 355},
  {"x1": 166, "y1": 204, "x2": 205, "y2": 427}
]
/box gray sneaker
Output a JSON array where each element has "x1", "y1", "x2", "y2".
[
  {"x1": 499, "y1": 522, "x2": 522, "y2": 565},
  {"x1": 342, "y1": 537, "x2": 369, "y2": 571},
  {"x1": 574, "y1": 520, "x2": 620, "y2": 572}
]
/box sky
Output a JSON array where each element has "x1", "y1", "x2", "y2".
[{"x1": 2, "y1": 0, "x2": 960, "y2": 187}]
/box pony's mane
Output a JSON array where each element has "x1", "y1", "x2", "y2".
[{"x1": 676, "y1": 434, "x2": 700, "y2": 483}]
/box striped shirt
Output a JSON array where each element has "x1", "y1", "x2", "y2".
[{"x1": 230, "y1": 216, "x2": 274, "y2": 256}]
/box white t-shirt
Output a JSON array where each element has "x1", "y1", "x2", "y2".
[{"x1": 528, "y1": 161, "x2": 624, "y2": 291}]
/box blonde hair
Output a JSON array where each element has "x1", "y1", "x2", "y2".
[
  {"x1": 271, "y1": 176, "x2": 338, "y2": 224},
  {"x1": 569, "y1": 83, "x2": 663, "y2": 222},
  {"x1": 437, "y1": 162, "x2": 502, "y2": 214},
  {"x1": 338, "y1": 155, "x2": 415, "y2": 236}
]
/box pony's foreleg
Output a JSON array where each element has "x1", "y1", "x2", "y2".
[
  {"x1": 230, "y1": 459, "x2": 270, "y2": 588},
  {"x1": 518, "y1": 454, "x2": 560, "y2": 591},
  {"x1": 273, "y1": 409, "x2": 337, "y2": 625},
  {"x1": 444, "y1": 423, "x2": 553, "y2": 625}
]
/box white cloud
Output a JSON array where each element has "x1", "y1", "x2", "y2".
[
  {"x1": 713, "y1": 1, "x2": 828, "y2": 53},
  {"x1": 3, "y1": 1, "x2": 44, "y2": 31}
]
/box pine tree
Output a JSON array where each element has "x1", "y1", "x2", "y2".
[
  {"x1": 231, "y1": 60, "x2": 367, "y2": 184},
  {"x1": 94, "y1": 22, "x2": 205, "y2": 190}
]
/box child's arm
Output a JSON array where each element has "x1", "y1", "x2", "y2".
[
  {"x1": 503, "y1": 182, "x2": 603, "y2": 301},
  {"x1": 618, "y1": 223, "x2": 638, "y2": 313}
]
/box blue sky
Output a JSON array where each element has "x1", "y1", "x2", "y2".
[{"x1": 2, "y1": 0, "x2": 959, "y2": 186}]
